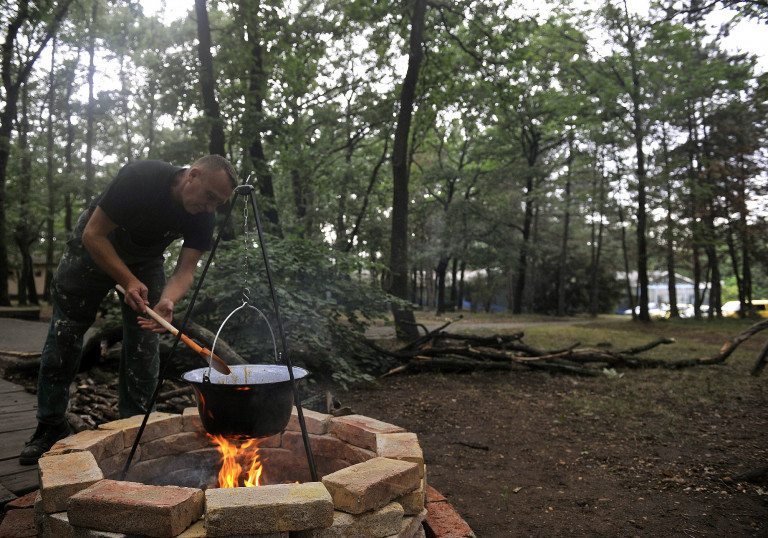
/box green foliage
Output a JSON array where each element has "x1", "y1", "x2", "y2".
[{"x1": 188, "y1": 233, "x2": 398, "y2": 388}]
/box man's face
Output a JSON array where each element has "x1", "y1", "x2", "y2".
[{"x1": 181, "y1": 167, "x2": 234, "y2": 214}]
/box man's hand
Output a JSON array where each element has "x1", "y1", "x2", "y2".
[
  {"x1": 137, "y1": 297, "x2": 174, "y2": 333},
  {"x1": 123, "y1": 282, "x2": 150, "y2": 314}
]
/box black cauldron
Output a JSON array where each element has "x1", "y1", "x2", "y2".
[{"x1": 181, "y1": 364, "x2": 309, "y2": 439}]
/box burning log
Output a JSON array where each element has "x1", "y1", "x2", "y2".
[{"x1": 366, "y1": 318, "x2": 768, "y2": 377}]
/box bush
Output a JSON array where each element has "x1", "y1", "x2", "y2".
[{"x1": 185, "y1": 235, "x2": 398, "y2": 388}]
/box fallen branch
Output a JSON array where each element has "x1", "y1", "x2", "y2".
[{"x1": 369, "y1": 319, "x2": 768, "y2": 377}]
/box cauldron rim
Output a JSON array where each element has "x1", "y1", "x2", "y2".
[{"x1": 181, "y1": 364, "x2": 309, "y2": 387}]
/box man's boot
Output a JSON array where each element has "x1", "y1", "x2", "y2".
[{"x1": 19, "y1": 422, "x2": 71, "y2": 465}]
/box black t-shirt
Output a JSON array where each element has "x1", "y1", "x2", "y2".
[{"x1": 93, "y1": 160, "x2": 215, "y2": 260}]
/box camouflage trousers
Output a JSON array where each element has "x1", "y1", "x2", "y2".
[{"x1": 37, "y1": 214, "x2": 166, "y2": 425}]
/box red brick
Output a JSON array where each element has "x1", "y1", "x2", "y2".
[
  {"x1": 425, "y1": 499, "x2": 475, "y2": 538},
  {"x1": 425, "y1": 485, "x2": 446, "y2": 503},
  {"x1": 0, "y1": 508, "x2": 36, "y2": 537},
  {"x1": 4, "y1": 490, "x2": 38, "y2": 510}
]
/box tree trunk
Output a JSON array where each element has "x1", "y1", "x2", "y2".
[
  {"x1": 556, "y1": 140, "x2": 573, "y2": 317},
  {"x1": 512, "y1": 129, "x2": 540, "y2": 314},
  {"x1": 435, "y1": 257, "x2": 449, "y2": 314},
  {"x1": 450, "y1": 258, "x2": 458, "y2": 309},
  {"x1": 617, "y1": 192, "x2": 635, "y2": 319},
  {"x1": 619, "y1": 0, "x2": 649, "y2": 322},
  {"x1": 660, "y1": 127, "x2": 679, "y2": 317},
  {"x1": 588, "y1": 157, "x2": 606, "y2": 317},
  {"x1": 44, "y1": 38, "x2": 57, "y2": 302},
  {"x1": 387, "y1": 0, "x2": 426, "y2": 340},
  {"x1": 242, "y1": 0, "x2": 281, "y2": 233},
  {"x1": 195, "y1": 0, "x2": 226, "y2": 157},
  {"x1": 15, "y1": 83, "x2": 39, "y2": 305},
  {"x1": 457, "y1": 261, "x2": 466, "y2": 311},
  {"x1": 84, "y1": 0, "x2": 98, "y2": 204},
  {"x1": 63, "y1": 53, "x2": 79, "y2": 234}
]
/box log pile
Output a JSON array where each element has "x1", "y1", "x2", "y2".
[
  {"x1": 366, "y1": 318, "x2": 768, "y2": 377},
  {"x1": 66, "y1": 375, "x2": 196, "y2": 431}
]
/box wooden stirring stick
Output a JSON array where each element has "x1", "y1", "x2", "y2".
[{"x1": 115, "y1": 284, "x2": 231, "y2": 375}]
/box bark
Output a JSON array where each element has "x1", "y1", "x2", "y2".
[
  {"x1": 388, "y1": 0, "x2": 427, "y2": 341},
  {"x1": 660, "y1": 129, "x2": 679, "y2": 318},
  {"x1": 44, "y1": 38, "x2": 57, "y2": 302},
  {"x1": 588, "y1": 156, "x2": 606, "y2": 317},
  {"x1": 195, "y1": 0, "x2": 226, "y2": 157},
  {"x1": 84, "y1": 0, "x2": 98, "y2": 203},
  {"x1": 617, "y1": 187, "x2": 635, "y2": 319},
  {"x1": 63, "y1": 53, "x2": 78, "y2": 233},
  {"x1": 13, "y1": 83, "x2": 39, "y2": 305},
  {"x1": 621, "y1": 0, "x2": 650, "y2": 322},
  {"x1": 512, "y1": 129, "x2": 539, "y2": 314},
  {"x1": 457, "y1": 261, "x2": 466, "y2": 311},
  {"x1": 557, "y1": 141, "x2": 572, "y2": 317},
  {"x1": 450, "y1": 258, "x2": 458, "y2": 309},
  {"x1": 243, "y1": 0, "x2": 281, "y2": 233},
  {"x1": 435, "y1": 257, "x2": 449, "y2": 314}
]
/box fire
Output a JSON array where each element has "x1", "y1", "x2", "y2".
[{"x1": 209, "y1": 435, "x2": 263, "y2": 488}]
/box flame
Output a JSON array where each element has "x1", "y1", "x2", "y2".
[{"x1": 209, "y1": 435, "x2": 263, "y2": 488}]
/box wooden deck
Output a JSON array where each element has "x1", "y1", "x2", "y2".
[{"x1": 0, "y1": 378, "x2": 39, "y2": 498}]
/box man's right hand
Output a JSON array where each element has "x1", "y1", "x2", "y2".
[{"x1": 122, "y1": 281, "x2": 149, "y2": 313}]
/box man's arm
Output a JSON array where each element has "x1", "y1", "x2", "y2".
[
  {"x1": 138, "y1": 247, "x2": 203, "y2": 333},
  {"x1": 82, "y1": 207, "x2": 149, "y2": 313}
]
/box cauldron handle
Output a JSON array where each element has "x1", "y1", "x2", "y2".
[{"x1": 208, "y1": 301, "x2": 279, "y2": 376}]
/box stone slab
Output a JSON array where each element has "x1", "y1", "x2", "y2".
[
  {"x1": 67, "y1": 479, "x2": 204, "y2": 538},
  {"x1": 376, "y1": 433, "x2": 424, "y2": 477},
  {"x1": 139, "y1": 431, "x2": 214, "y2": 461},
  {"x1": 205, "y1": 482, "x2": 333, "y2": 536},
  {"x1": 98, "y1": 412, "x2": 182, "y2": 446},
  {"x1": 287, "y1": 407, "x2": 332, "y2": 435},
  {"x1": 329, "y1": 416, "x2": 405, "y2": 452},
  {"x1": 390, "y1": 508, "x2": 427, "y2": 538},
  {"x1": 322, "y1": 457, "x2": 420, "y2": 515},
  {"x1": 38, "y1": 452, "x2": 104, "y2": 513},
  {"x1": 294, "y1": 501, "x2": 404, "y2": 538},
  {"x1": 182, "y1": 407, "x2": 203, "y2": 433},
  {"x1": 394, "y1": 478, "x2": 425, "y2": 515},
  {"x1": 48, "y1": 429, "x2": 124, "y2": 461}
]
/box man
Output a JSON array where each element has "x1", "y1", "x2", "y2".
[{"x1": 19, "y1": 155, "x2": 237, "y2": 465}]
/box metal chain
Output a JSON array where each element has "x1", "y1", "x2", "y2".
[{"x1": 242, "y1": 194, "x2": 250, "y2": 304}]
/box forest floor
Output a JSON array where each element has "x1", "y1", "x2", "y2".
[{"x1": 339, "y1": 316, "x2": 768, "y2": 537}]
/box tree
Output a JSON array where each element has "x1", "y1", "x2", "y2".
[
  {"x1": 0, "y1": 0, "x2": 74, "y2": 305},
  {"x1": 195, "y1": 0, "x2": 226, "y2": 157},
  {"x1": 388, "y1": 0, "x2": 427, "y2": 339}
]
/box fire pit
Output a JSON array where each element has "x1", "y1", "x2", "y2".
[{"x1": 32, "y1": 408, "x2": 427, "y2": 537}]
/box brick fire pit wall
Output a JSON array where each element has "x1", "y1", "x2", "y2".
[{"x1": 32, "y1": 408, "x2": 433, "y2": 537}]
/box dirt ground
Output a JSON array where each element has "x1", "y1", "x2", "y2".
[{"x1": 339, "y1": 327, "x2": 768, "y2": 537}]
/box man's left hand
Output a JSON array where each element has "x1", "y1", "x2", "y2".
[{"x1": 137, "y1": 298, "x2": 174, "y2": 333}]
